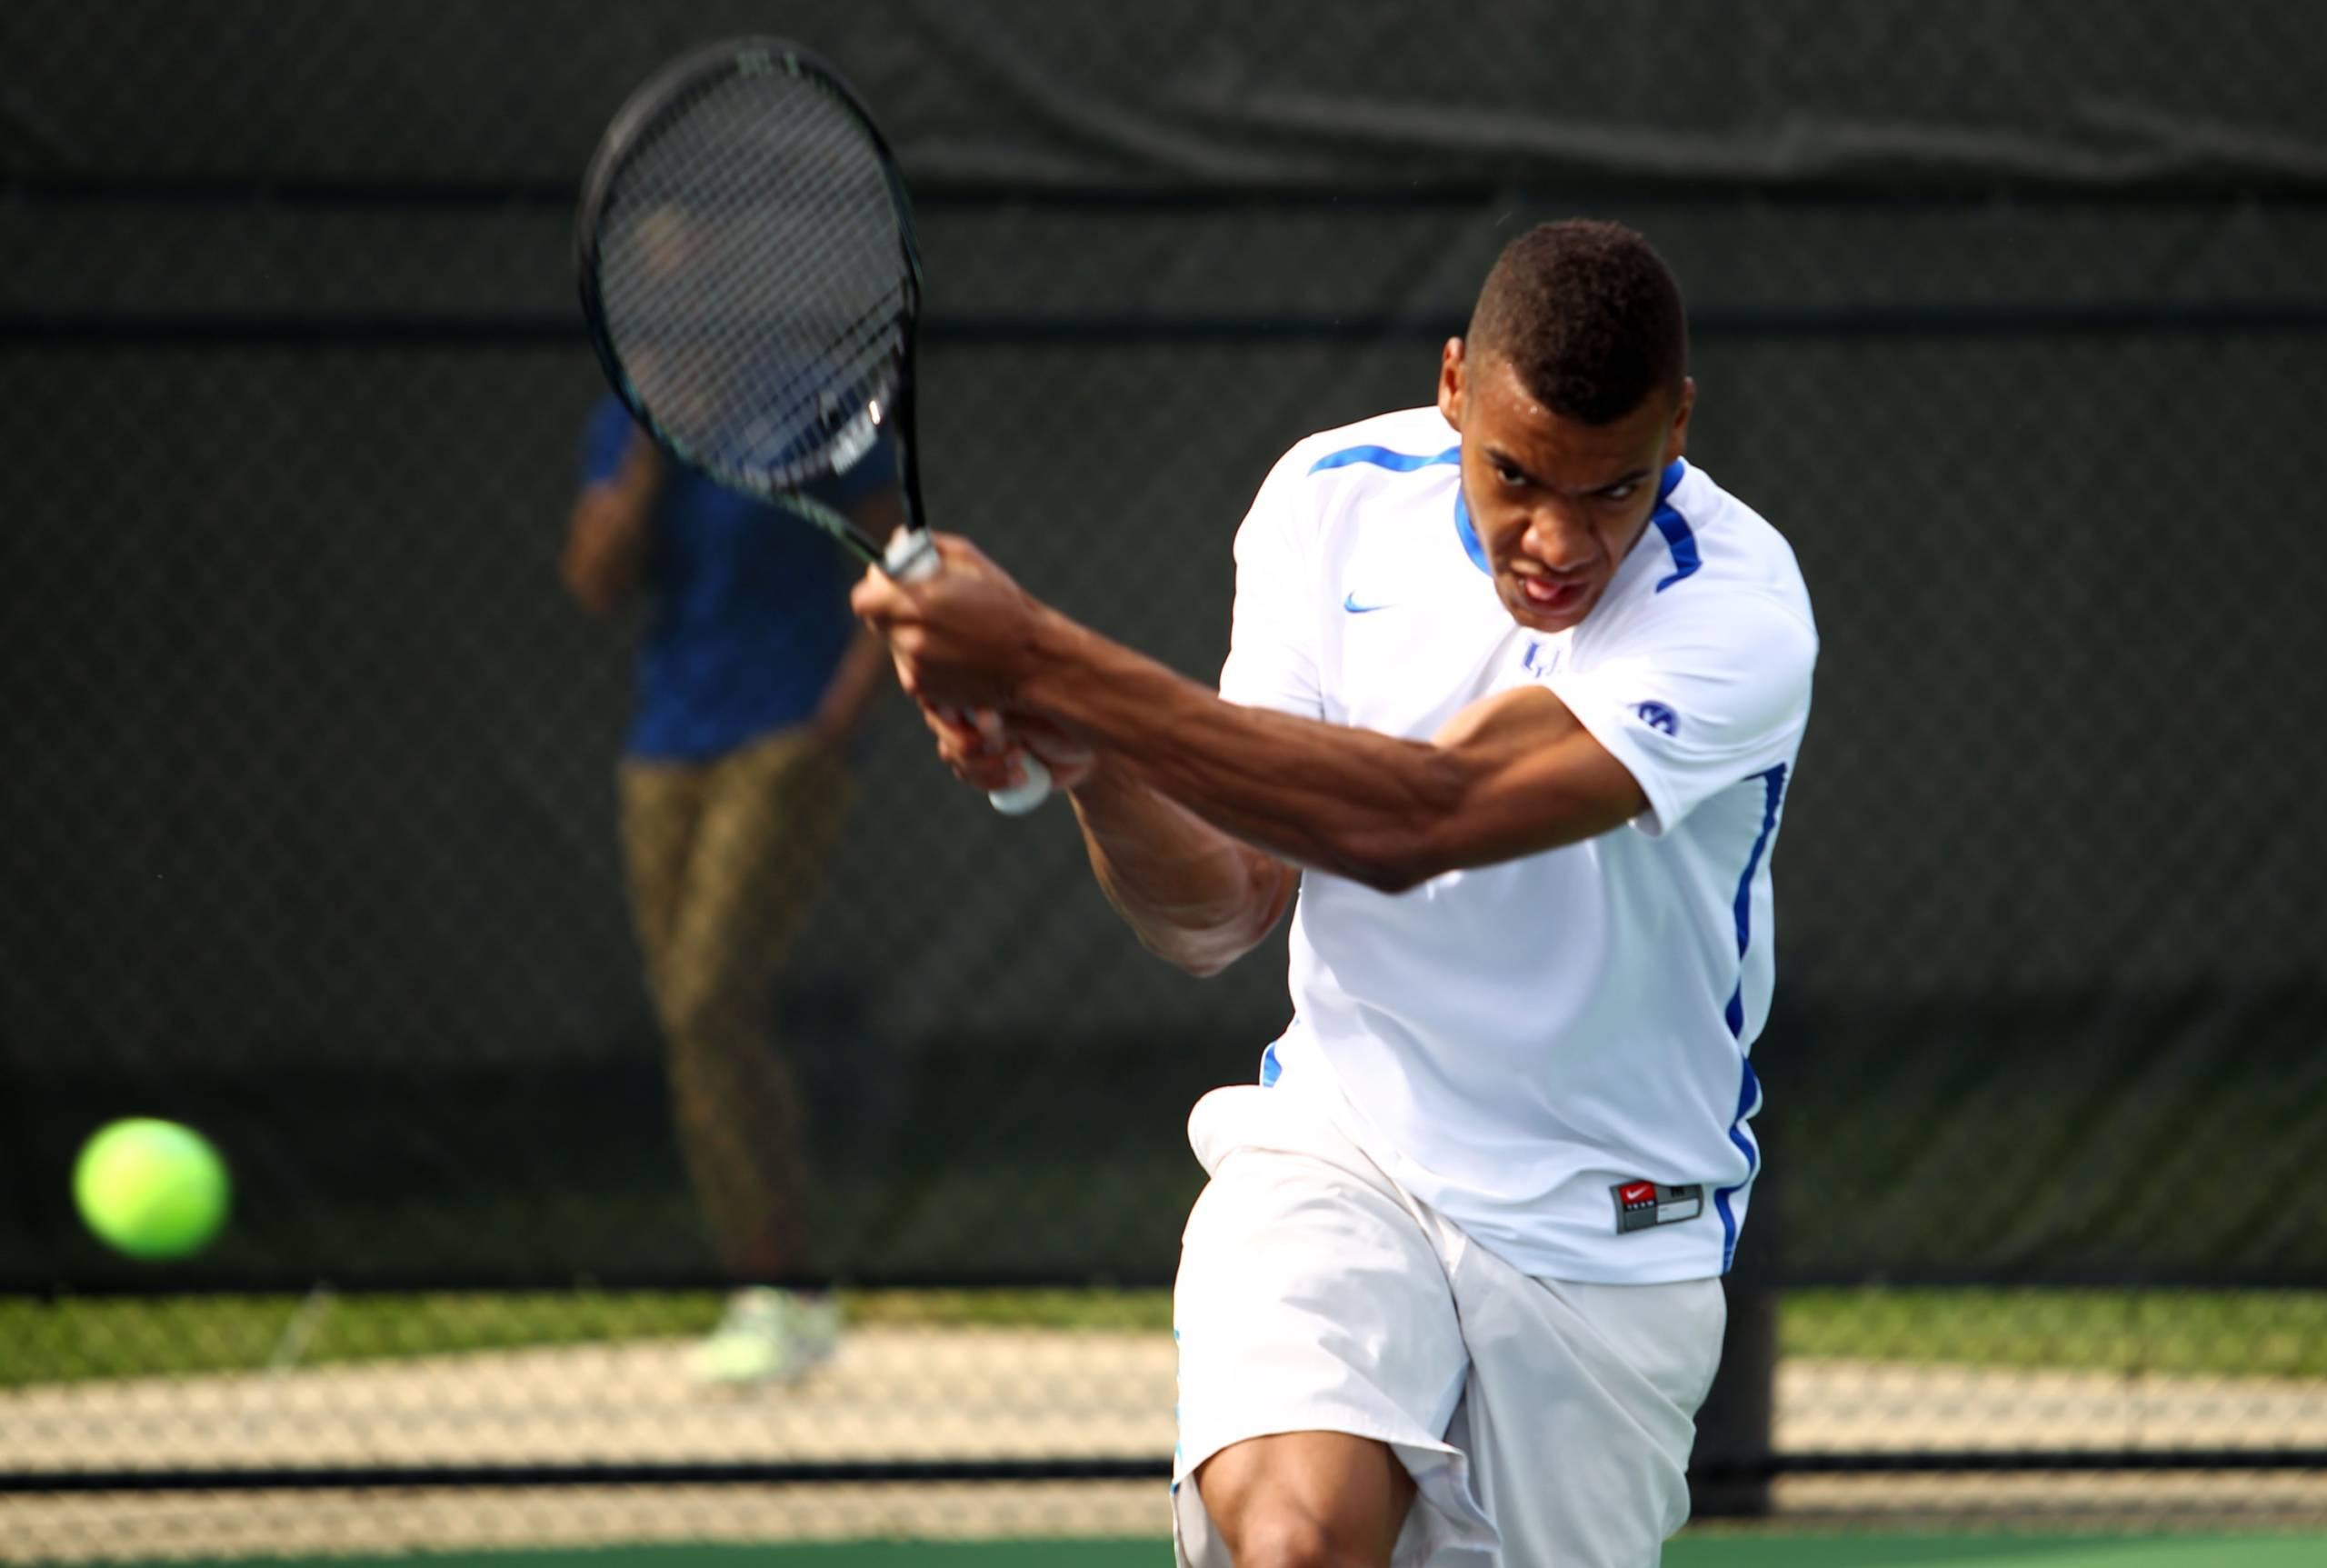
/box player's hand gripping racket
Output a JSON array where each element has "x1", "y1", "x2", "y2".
[{"x1": 574, "y1": 39, "x2": 1051, "y2": 814}]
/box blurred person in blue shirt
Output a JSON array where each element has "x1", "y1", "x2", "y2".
[{"x1": 563, "y1": 394, "x2": 894, "y2": 1384}]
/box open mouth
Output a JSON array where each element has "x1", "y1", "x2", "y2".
[{"x1": 1517, "y1": 574, "x2": 1589, "y2": 616}]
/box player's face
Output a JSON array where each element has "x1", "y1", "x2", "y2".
[{"x1": 1439, "y1": 342, "x2": 1693, "y2": 634}]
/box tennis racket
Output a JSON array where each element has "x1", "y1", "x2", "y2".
[{"x1": 574, "y1": 38, "x2": 1051, "y2": 815}]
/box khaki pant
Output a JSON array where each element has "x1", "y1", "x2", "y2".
[{"x1": 618, "y1": 725, "x2": 851, "y2": 1279}]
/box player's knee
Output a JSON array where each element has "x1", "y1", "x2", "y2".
[
  {"x1": 1218, "y1": 1511, "x2": 1383, "y2": 1568},
  {"x1": 655, "y1": 974, "x2": 756, "y2": 1047}
]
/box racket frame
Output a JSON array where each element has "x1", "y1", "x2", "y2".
[
  {"x1": 574, "y1": 37, "x2": 930, "y2": 568},
  {"x1": 574, "y1": 38, "x2": 1049, "y2": 811}
]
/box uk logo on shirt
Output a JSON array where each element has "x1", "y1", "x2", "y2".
[
  {"x1": 1632, "y1": 700, "x2": 1679, "y2": 735},
  {"x1": 1522, "y1": 639, "x2": 1564, "y2": 677}
]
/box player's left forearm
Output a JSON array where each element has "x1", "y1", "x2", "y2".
[
  {"x1": 853, "y1": 535, "x2": 1639, "y2": 882},
  {"x1": 1020, "y1": 619, "x2": 1484, "y2": 894}
]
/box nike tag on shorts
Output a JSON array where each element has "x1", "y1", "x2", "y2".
[{"x1": 1611, "y1": 1180, "x2": 1706, "y2": 1234}]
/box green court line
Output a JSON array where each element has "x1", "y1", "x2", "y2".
[{"x1": 70, "y1": 1535, "x2": 2327, "y2": 1568}]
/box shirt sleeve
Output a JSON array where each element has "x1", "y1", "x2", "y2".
[
  {"x1": 579, "y1": 396, "x2": 639, "y2": 489},
  {"x1": 1541, "y1": 593, "x2": 1817, "y2": 837},
  {"x1": 1217, "y1": 447, "x2": 1324, "y2": 720}
]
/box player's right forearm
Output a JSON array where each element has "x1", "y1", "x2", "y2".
[{"x1": 1068, "y1": 757, "x2": 1295, "y2": 978}]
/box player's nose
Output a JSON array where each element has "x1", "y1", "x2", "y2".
[{"x1": 1522, "y1": 504, "x2": 1596, "y2": 573}]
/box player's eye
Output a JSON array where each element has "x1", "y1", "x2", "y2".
[
  {"x1": 1597, "y1": 484, "x2": 1637, "y2": 503},
  {"x1": 1493, "y1": 458, "x2": 1527, "y2": 486}
]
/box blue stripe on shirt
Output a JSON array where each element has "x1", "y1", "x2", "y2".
[
  {"x1": 1302, "y1": 441, "x2": 1482, "y2": 574},
  {"x1": 1307, "y1": 443, "x2": 1461, "y2": 474},
  {"x1": 1714, "y1": 763, "x2": 1789, "y2": 1271},
  {"x1": 1453, "y1": 490, "x2": 1490, "y2": 574},
  {"x1": 1649, "y1": 460, "x2": 1698, "y2": 592}
]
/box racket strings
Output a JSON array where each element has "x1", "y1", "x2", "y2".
[
  {"x1": 720, "y1": 290, "x2": 906, "y2": 470},
  {"x1": 592, "y1": 63, "x2": 911, "y2": 490}
]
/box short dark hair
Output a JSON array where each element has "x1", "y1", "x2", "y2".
[{"x1": 1465, "y1": 220, "x2": 1688, "y2": 424}]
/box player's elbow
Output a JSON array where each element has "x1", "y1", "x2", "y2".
[
  {"x1": 1333, "y1": 847, "x2": 1434, "y2": 895},
  {"x1": 1140, "y1": 921, "x2": 1264, "y2": 979},
  {"x1": 1161, "y1": 944, "x2": 1237, "y2": 980},
  {"x1": 1127, "y1": 860, "x2": 1293, "y2": 977},
  {"x1": 560, "y1": 547, "x2": 631, "y2": 617},
  {"x1": 1321, "y1": 777, "x2": 1471, "y2": 893},
  {"x1": 1353, "y1": 816, "x2": 1482, "y2": 891},
  {"x1": 1331, "y1": 787, "x2": 1632, "y2": 894},
  {"x1": 563, "y1": 573, "x2": 618, "y2": 618}
]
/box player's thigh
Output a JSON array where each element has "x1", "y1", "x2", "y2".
[
  {"x1": 661, "y1": 725, "x2": 851, "y2": 1009},
  {"x1": 1173, "y1": 1088, "x2": 1480, "y2": 1565},
  {"x1": 1194, "y1": 1429, "x2": 1414, "y2": 1568},
  {"x1": 1173, "y1": 1097, "x2": 1468, "y2": 1462},
  {"x1": 1453, "y1": 1259, "x2": 1727, "y2": 1566},
  {"x1": 616, "y1": 756, "x2": 709, "y2": 984},
  {"x1": 669, "y1": 727, "x2": 848, "y2": 993}
]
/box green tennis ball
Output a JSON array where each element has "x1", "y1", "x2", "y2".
[{"x1": 74, "y1": 1119, "x2": 231, "y2": 1261}]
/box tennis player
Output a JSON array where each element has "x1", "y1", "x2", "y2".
[{"x1": 855, "y1": 219, "x2": 1817, "y2": 1567}]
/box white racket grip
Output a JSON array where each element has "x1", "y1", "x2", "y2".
[
  {"x1": 882, "y1": 528, "x2": 1054, "y2": 815},
  {"x1": 988, "y1": 754, "x2": 1054, "y2": 815},
  {"x1": 882, "y1": 527, "x2": 943, "y2": 584}
]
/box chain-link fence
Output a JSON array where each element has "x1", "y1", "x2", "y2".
[{"x1": 5, "y1": 1, "x2": 2325, "y2": 1558}]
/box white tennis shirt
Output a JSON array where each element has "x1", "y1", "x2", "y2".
[{"x1": 1219, "y1": 405, "x2": 1817, "y2": 1283}]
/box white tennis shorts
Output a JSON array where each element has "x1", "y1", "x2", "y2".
[{"x1": 1171, "y1": 1085, "x2": 1728, "y2": 1568}]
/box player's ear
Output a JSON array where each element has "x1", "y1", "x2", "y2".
[
  {"x1": 1438, "y1": 337, "x2": 1467, "y2": 428},
  {"x1": 1665, "y1": 377, "x2": 1694, "y2": 464}
]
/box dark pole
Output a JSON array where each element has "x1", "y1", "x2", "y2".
[
  {"x1": 1690, "y1": 1263, "x2": 1776, "y2": 1518},
  {"x1": 1688, "y1": 1009, "x2": 1794, "y2": 1521}
]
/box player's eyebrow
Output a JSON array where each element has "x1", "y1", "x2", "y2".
[
  {"x1": 1483, "y1": 445, "x2": 1545, "y2": 487},
  {"x1": 1487, "y1": 445, "x2": 1653, "y2": 497},
  {"x1": 1587, "y1": 466, "x2": 1656, "y2": 496}
]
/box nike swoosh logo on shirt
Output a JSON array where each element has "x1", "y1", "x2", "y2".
[{"x1": 1342, "y1": 593, "x2": 1393, "y2": 614}]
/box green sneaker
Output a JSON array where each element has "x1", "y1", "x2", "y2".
[
  {"x1": 689, "y1": 1288, "x2": 842, "y2": 1386},
  {"x1": 784, "y1": 1293, "x2": 843, "y2": 1372}
]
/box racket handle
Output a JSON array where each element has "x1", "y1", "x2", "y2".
[
  {"x1": 989, "y1": 754, "x2": 1054, "y2": 815},
  {"x1": 882, "y1": 527, "x2": 942, "y2": 584},
  {"x1": 882, "y1": 529, "x2": 1054, "y2": 815}
]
